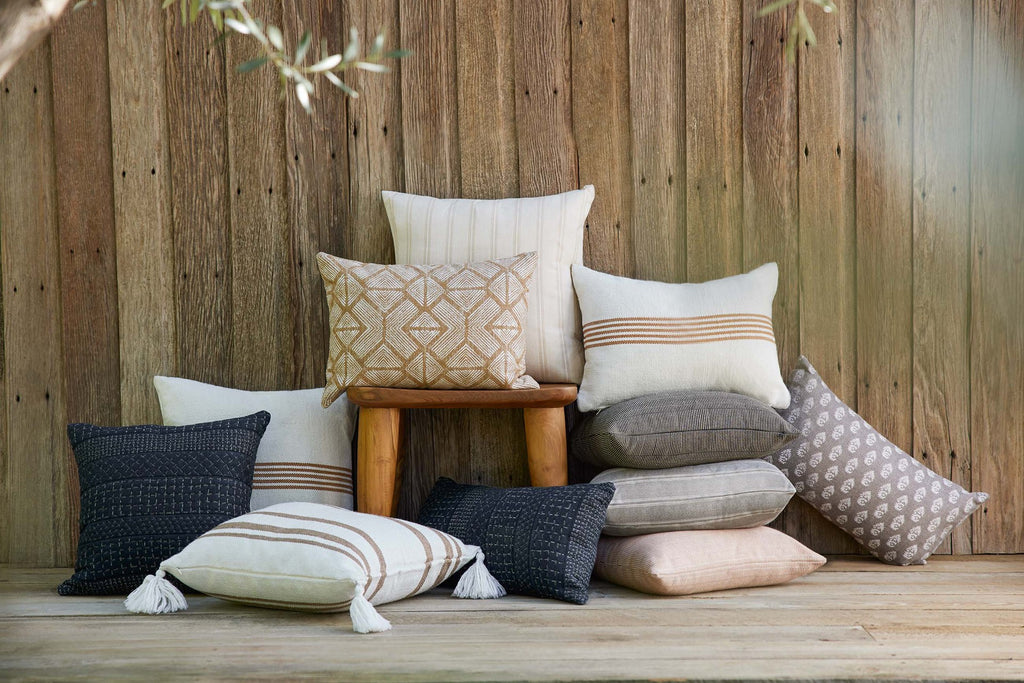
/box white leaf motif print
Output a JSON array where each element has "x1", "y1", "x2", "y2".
[{"x1": 825, "y1": 465, "x2": 839, "y2": 481}]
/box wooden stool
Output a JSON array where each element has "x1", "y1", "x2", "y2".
[{"x1": 347, "y1": 384, "x2": 578, "y2": 516}]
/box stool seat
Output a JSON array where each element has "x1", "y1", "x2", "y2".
[
  {"x1": 347, "y1": 384, "x2": 577, "y2": 409},
  {"x1": 349, "y1": 384, "x2": 578, "y2": 516}
]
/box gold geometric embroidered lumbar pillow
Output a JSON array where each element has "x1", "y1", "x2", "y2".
[{"x1": 316, "y1": 251, "x2": 540, "y2": 407}]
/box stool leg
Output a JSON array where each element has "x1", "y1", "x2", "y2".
[
  {"x1": 356, "y1": 407, "x2": 403, "y2": 516},
  {"x1": 523, "y1": 407, "x2": 569, "y2": 487}
]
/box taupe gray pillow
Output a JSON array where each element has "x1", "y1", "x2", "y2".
[
  {"x1": 768, "y1": 356, "x2": 989, "y2": 565},
  {"x1": 592, "y1": 460, "x2": 795, "y2": 536},
  {"x1": 571, "y1": 390, "x2": 799, "y2": 470}
]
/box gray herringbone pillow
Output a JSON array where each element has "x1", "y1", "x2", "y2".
[
  {"x1": 768, "y1": 356, "x2": 988, "y2": 565},
  {"x1": 571, "y1": 390, "x2": 799, "y2": 470}
]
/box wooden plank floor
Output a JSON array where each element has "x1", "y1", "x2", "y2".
[{"x1": 2, "y1": 556, "x2": 1024, "y2": 681}]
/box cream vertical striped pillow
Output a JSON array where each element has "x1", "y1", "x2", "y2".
[
  {"x1": 383, "y1": 186, "x2": 595, "y2": 384},
  {"x1": 571, "y1": 262, "x2": 790, "y2": 412},
  {"x1": 146, "y1": 503, "x2": 487, "y2": 631}
]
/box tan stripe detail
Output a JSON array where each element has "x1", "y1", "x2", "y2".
[
  {"x1": 252, "y1": 473, "x2": 352, "y2": 484},
  {"x1": 252, "y1": 482, "x2": 354, "y2": 494},
  {"x1": 585, "y1": 327, "x2": 774, "y2": 344},
  {"x1": 202, "y1": 531, "x2": 368, "y2": 575},
  {"x1": 256, "y1": 462, "x2": 351, "y2": 474},
  {"x1": 390, "y1": 519, "x2": 435, "y2": 598},
  {"x1": 583, "y1": 320, "x2": 774, "y2": 335},
  {"x1": 582, "y1": 313, "x2": 772, "y2": 331},
  {"x1": 205, "y1": 591, "x2": 353, "y2": 613},
  {"x1": 256, "y1": 510, "x2": 389, "y2": 600},
  {"x1": 584, "y1": 334, "x2": 776, "y2": 350},
  {"x1": 212, "y1": 522, "x2": 373, "y2": 577},
  {"x1": 430, "y1": 526, "x2": 458, "y2": 583}
]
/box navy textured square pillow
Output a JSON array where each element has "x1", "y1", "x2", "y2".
[
  {"x1": 58, "y1": 412, "x2": 270, "y2": 596},
  {"x1": 417, "y1": 477, "x2": 615, "y2": 604}
]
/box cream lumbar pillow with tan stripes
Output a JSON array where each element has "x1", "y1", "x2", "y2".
[
  {"x1": 154, "y1": 377, "x2": 357, "y2": 510},
  {"x1": 383, "y1": 186, "x2": 595, "y2": 384},
  {"x1": 125, "y1": 503, "x2": 505, "y2": 633},
  {"x1": 571, "y1": 262, "x2": 790, "y2": 412}
]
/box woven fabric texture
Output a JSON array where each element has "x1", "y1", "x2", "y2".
[
  {"x1": 592, "y1": 460, "x2": 795, "y2": 536},
  {"x1": 571, "y1": 390, "x2": 798, "y2": 469},
  {"x1": 58, "y1": 412, "x2": 269, "y2": 596},
  {"x1": 154, "y1": 377, "x2": 357, "y2": 510},
  {"x1": 571, "y1": 262, "x2": 790, "y2": 411},
  {"x1": 383, "y1": 186, "x2": 594, "y2": 384},
  {"x1": 317, "y1": 251, "x2": 540, "y2": 408},
  {"x1": 161, "y1": 503, "x2": 477, "y2": 612},
  {"x1": 768, "y1": 356, "x2": 988, "y2": 565},
  {"x1": 417, "y1": 477, "x2": 615, "y2": 604}
]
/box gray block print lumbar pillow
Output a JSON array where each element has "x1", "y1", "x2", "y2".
[{"x1": 768, "y1": 356, "x2": 988, "y2": 566}]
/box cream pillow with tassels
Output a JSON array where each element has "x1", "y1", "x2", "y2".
[{"x1": 125, "y1": 503, "x2": 504, "y2": 633}]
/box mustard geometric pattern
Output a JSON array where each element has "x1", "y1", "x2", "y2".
[{"x1": 317, "y1": 252, "x2": 539, "y2": 407}]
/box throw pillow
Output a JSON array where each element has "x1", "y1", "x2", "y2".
[
  {"x1": 58, "y1": 412, "x2": 270, "y2": 596},
  {"x1": 154, "y1": 377, "x2": 357, "y2": 510},
  {"x1": 125, "y1": 503, "x2": 504, "y2": 633},
  {"x1": 592, "y1": 460, "x2": 795, "y2": 536},
  {"x1": 571, "y1": 262, "x2": 790, "y2": 412},
  {"x1": 317, "y1": 251, "x2": 540, "y2": 407},
  {"x1": 570, "y1": 390, "x2": 799, "y2": 469},
  {"x1": 769, "y1": 356, "x2": 989, "y2": 565},
  {"x1": 417, "y1": 477, "x2": 615, "y2": 604},
  {"x1": 594, "y1": 527, "x2": 826, "y2": 596},
  {"x1": 383, "y1": 186, "x2": 594, "y2": 384}
]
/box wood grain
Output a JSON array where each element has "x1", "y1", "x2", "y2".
[
  {"x1": 627, "y1": 0, "x2": 685, "y2": 283},
  {"x1": 685, "y1": 0, "x2": 743, "y2": 281},
  {"x1": 164, "y1": 12, "x2": 233, "y2": 387},
  {"x1": 911, "y1": 0, "x2": 974, "y2": 555},
  {"x1": 0, "y1": 44, "x2": 69, "y2": 566},
  {"x1": 1, "y1": 0, "x2": 1022, "y2": 561},
  {"x1": 396, "y1": 0, "x2": 464, "y2": 519},
  {"x1": 793, "y1": 0, "x2": 862, "y2": 554},
  {"x1": 513, "y1": 0, "x2": 578, "y2": 197},
  {"x1": 855, "y1": 1, "x2": 915, "y2": 454},
  {"x1": 970, "y1": 0, "x2": 1024, "y2": 554},
  {"x1": 344, "y1": 0, "x2": 403, "y2": 265},
  {"x1": 226, "y1": 0, "x2": 291, "y2": 392},
  {"x1": 283, "y1": 0, "x2": 347, "y2": 390},
  {"x1": 4, "y1": 558, "x2": 1024, "y2": 680},
  {"x1": 106, "y1": 0, "x2": 176, "y2": 424},
  {"x1": 454, "y1": 0, "x2": 530, "y2": 504},
  {"x1": 50, "y1": 4, "x2": 120, "y2": 428},
  {"x1": 572, "y1": 0, "x2": 633, "y2": 277}
]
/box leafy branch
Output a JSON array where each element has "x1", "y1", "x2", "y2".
[
  {"x1": 76, "y1": 0, "x2": 409, "y2": 111},
  {"x1": 758, "y1": 0, "x2": 837, "y2": 63}
]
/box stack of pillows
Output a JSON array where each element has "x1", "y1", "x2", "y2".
[
  {"x1": 568, "y1": 263, "x2": 826, "y2": 594},
  {"x1": 55, "y1": 186, "x2": 988, "y2": 634}
]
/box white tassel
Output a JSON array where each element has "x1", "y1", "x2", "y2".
[
  {"x1": 453, "y1": 550, "x2": 506, "y2": 599},
  {"x1": 124, "y1": 569, "x2": 188, "y2": 614},
  {"x1": 349, "y1": 584, "x2": 391, "y2": 634}
]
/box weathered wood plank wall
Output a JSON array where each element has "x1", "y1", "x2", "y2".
[{"x1": 1, "y1": 0, "x2": 1022, "y2": 565}]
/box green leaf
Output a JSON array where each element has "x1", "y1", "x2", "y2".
[
  {"x1": 383, "y1": 49, "x2": 412, "y2": 59},
  {"x1": 162, "y1": 0, "x2": 177, "y2": 9},
  {"x1": 236, "y1": 56, "x2": 269, "y2": 73},
  {"x1": 355, "y1": 61, "x2": 389, "y2": 73},
  {"x1": 295, "y1": 30, "x2": 312, "y2": 64},
  {"x1": 369, "y1": 32, "x2": 385, "y2": 59},
  {"x1": 267, "y1": 25, "x2": 284, "y2": 51},
  {"x1": 189, "y1": 0, "x2": 201, "y2": 23},
  {"x1": 757, "y1": 0, "x2": 795, "y2": 18}
]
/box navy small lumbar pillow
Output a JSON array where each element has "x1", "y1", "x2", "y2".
[
  {"x1": 417, "y1": 477, "x2": 615, "y2": 604},
  {"x1": 58, "y1": 411, "x2": 270, "y2": 596}
]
